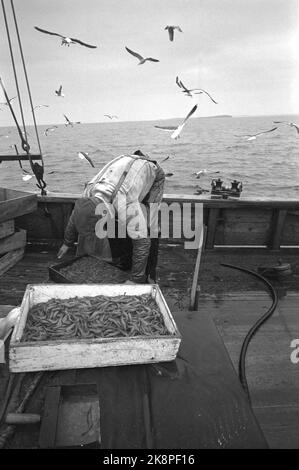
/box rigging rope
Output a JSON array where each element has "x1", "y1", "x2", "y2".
[
  {"x1": 1, "y1": 0, "x2": 29, "y2": 150},
  {"x1": 1, "y1": 0, "x2": 47, "y2": 195}
]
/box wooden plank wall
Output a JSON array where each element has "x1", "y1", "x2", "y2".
[{"x1": 15, "y1": 194, "x2": 299, "y2": 250}]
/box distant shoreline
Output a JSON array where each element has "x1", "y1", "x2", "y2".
[{"x1": 1, "y1": 113, "x2": 299, "y2": 128}]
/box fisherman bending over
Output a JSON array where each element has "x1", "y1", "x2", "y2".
[{"x1": 57, "y1": 150, "x2": 165, "y2": 283}]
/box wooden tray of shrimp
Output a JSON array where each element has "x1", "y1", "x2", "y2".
[{"x1": 9, "y1": 284, "x2": 181, "y2": 372}]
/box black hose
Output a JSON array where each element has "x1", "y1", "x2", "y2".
[{"x1": 220, "y1": 263, "x2": 278, "y2": 404}]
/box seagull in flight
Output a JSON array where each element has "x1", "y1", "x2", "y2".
[
  {"x1": 34, "y1": 104, "x2": 49, "y2": 110},
  {"x1": 63, "y1": 114, "x2": 81, "y2": 127},
  {"x1": 44, "y1": 126, "x2": 58, "y2": 136},
  {"x1": 0, "y1": 96, "x2": 17, "y2": 106},
  {"x1": 125, "y1": 46, "x2": 159, "y2": 65},
  {"x1": 55, "y1": 85, "x2": 64, "y2": 97},
  {"x1": 273, "y1": 121, "x2": 299, "y2": 134},
  {"x1": 235, "y1": 127, "x2": 278, "y2": 141},
  {"x1": 193, "y1": 169, "x2": 220, "y2": 179},
  {"x1": 104, "y1": 114, "x2": 118, "y2": 120},
  {"x1": 21, "y1": 169, "x2": 33, "y2": 182},
  {"x1": 160, "y1": 155, "x2": 171, "y2": 164},
  {"x1": 154, "y1": 104, "x2": 198, "y2": 139},
  {"x1": 176, "y1": 76, "x2": 218, "y2": 103},
  {"x1": 165, "y1": 26, "x2": 183, "y2": 42},
  {"x1": 77, "y1": 151, "x2": 95, "y2": 168},
  {"x1": 34, "y1": 26, "x2": 97, "y2": 48}
]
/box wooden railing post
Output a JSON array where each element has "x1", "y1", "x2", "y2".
[
  {"x1": 269, "y1": 209, "x2": 287, "y2": 250},
  {"x1": 205, "y1": 208, "x2": 220, "y2": 250}
]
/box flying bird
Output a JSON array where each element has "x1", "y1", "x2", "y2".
[
  {"x1": 273, "y1": 121, "x2": 299, "y2": 134},
  {"x1": 63, "y1": 114, "x2": 81, "y2": 127},
  {"x1": 193, "y1": 169, "x2": 220, "y2": 179},
  {"x1": 44, "y1": 126, "x2": 58, "y2": 136},
  {"x1": 235, "y1": 127, "x2": 278, "y2": 141},
  {"x1": 176, "y1": 76, "x2": 218, "y2": 103},
  {"x1": 34, "y1": 26, "x2": 97, "y2": 48},
  {"x1": 125, "y1": 46, "x2": 159, "y2": 65},
  {"x1": 77, "y1": 151, "x2": 95, "y2": 168},
  {"x1": 0, "y1": 96, "x2": 17, "y2": 106},
  {"x1": 160, "y1": 155, "x2": 171, "y2": 164},
  {"x1": 104, "y1": 114, "x2": 118, "y2": 120},
  {"x1": 21, "y1": 169, "x2": 33, "y2": 181},
  {"x1": 34, "y1": 104, "x2": 49, "y2": 110},
  {"x1": 154, "y1": 104, "x2": 198, "y2": 139},
  {"x1": 165, "y1": 25, "x2": 183, "y2": 42},
  {"x1": 55, "y1": 85, "x2": 64, "y2": 97}
]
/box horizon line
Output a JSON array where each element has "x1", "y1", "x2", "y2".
[{"x1": 1, "y1": 112, "x2": 299, "y2": 128}]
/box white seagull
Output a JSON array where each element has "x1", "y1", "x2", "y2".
[
  {"x1": 44, "y1": 126, "x2": 58, "y2": 136},
  {"x1": 0, "y1": 96, "x2": 17, "y2": 106},
  {"x1": 77, "y1": 151, "x2": 95, "y2": 168},
  {"x1": 235, "y1": 127, "x2": 278, "y2": 141},
  {"x1": 193, "y1": 169, "x2": 220, "y2": 179},
  {"x1": 125, "y1": 46, "x2": 159, "y2": 65},
  {"x1": 34, "y1": 104, "x2": 49, "y2": 110},
  {"x1": 34, "y1": 26, "x2": 97, "y2": 48},
  {"x1": 63, "y1": 114, "x2": 81, "y2": 127},
  {"x1": 165, "y1": 26, "x2": 183, "y2": 42},
  {"x1": 176, "y1": 76, "x2": 218, "y2": 103},
  {"x1": 154, "y1": 104, "x2": 198, "y2": 139},
  {"x1": 21, "y1": 169, "x2": 33, "y2": 181},
  {"x1": 55, "y1": 85, "x2": 65, "y2": 97},
  {"x1": 273, "y1": 121, "x2": 299, "y2": 134},
  {"x1": 104, "y1": 114, "x2": 118, "y2": 120}
]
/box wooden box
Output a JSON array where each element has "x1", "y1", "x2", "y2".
[
  {"x1": 0, "y1": 220, "x2": 14, "y2": 239},
  {"x1": 0, "y1": 248, "x2": 25, "y2": 277},
  {"x1": 48, "y1": 255, "x2": 129, "y2": 284},
  {"x1": 9, "y1": 284, "x2": 181, "y2": 373},
  {"x1": 0, "y1": 188, "x2": 37, "y2": 223},
  {"x1": 0, "y1": 228, "x2": 26, "y2": 255}
]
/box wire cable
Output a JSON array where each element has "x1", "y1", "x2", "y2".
[
  {"x1": 1, "y1": 0, "x2": 29, "y2": 147},
  {"x1": 220, "y1": 263, "x2": 278, "y2": 404},
  {"x1": 10, "y1": 0, "x2": 43, "y2": 162}
]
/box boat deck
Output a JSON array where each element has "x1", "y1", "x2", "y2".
[{"x1": 1, "y1": 243, "x2": 299, "y2": 448}]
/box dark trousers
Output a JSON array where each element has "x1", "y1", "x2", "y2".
[{"x1": 108, "y1": 223, "x2": 159, "y2": 282}]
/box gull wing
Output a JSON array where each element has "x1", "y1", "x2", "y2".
[
  {"x1": 291, "y1": 123, "x2": 299, "y2": 133},
  {"x1": 154, "y1": 125, "x2": 177, "y2": 131},
  {"x1": 255, "y1": 127, "x2": 278, "y2": 137},
  {"x1": 63, "y1": 114, "x2": 71, "y2": 124},
  {"x1": 125, "y1": 47, "x2": 143, "y2": 61},
  {"x1": 104, "y1": 115, "x2": 112, "y2": 119},
  {"x1": 197, "y1": 89, "x2": 218, "y2": 104},
  {"x1": 175, "y1": 26, "x2": 183, "y2": 32},
  {"x1": 146, "y1": 57, "x2": 159, "y2": 62},
  {"x1": 273, "y1": 121, "x2": 288, "y2": 124},
  {"x1": 70, "y1": 37, "x2": 97, "y2": 48},
  {"x1": 78, "y1": 152, "x2": 95, "y2": 168},
  {"x1": 176, "y1": 76, "x2": 182, "y2": 89},
  {"x1": 34, "y1": 26, "x2": 64, "y2": 38},
  {"x1": 178, "y1": 79, "x2": 190, "y2": 93},
  {"x1": 182, "y1": 104, "x2": 198, "y2": 125}
]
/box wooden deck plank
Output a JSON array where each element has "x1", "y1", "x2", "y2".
[{"x1": 253, "y1": 405, "x2": 299, "y2": 449}]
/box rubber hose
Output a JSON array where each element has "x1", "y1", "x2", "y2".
[{"x1": 220, "y1": 263, "x2": 278, "y2": 404}]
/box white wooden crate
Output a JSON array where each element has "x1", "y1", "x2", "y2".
[{"x1": 9, "y1": 284, "x2": 181, "y2": 373}]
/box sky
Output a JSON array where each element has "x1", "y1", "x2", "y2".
[{"x1": 0, "y1": 0, "x2": 299, "y2": 126}]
